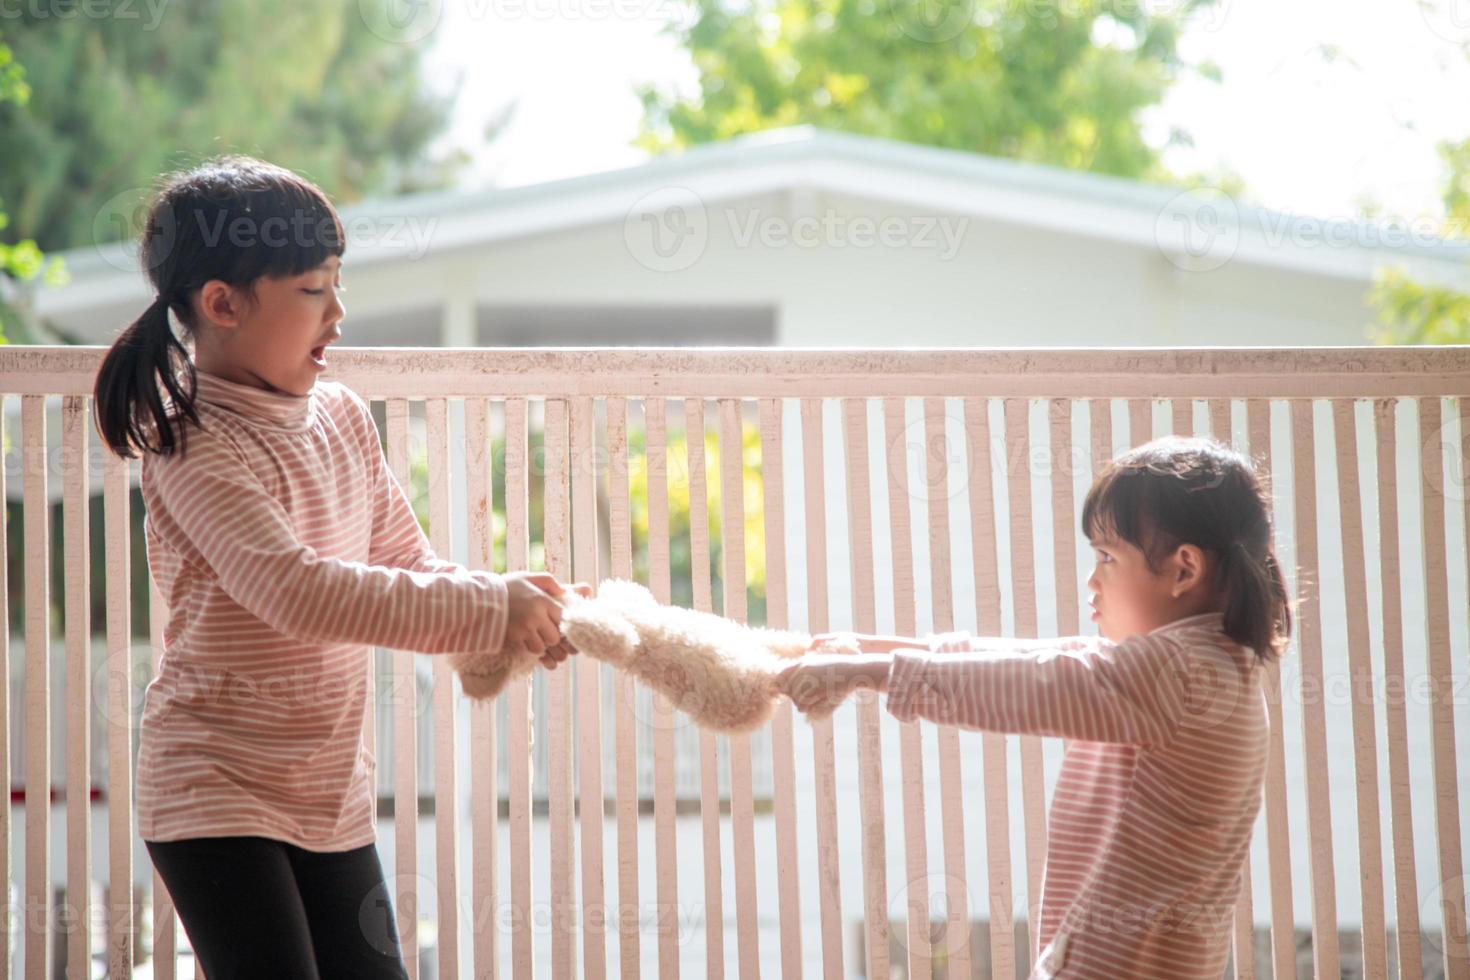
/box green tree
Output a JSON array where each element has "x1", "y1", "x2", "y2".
[
  {"x1": 1368, "y1": 135, "x2": 1470, "y2": 345},
  {"x1": 637, "y1": 0, "x2": 1225, "y2": 183},
  {"x1": 0, "y1": 29, "x2": 66, "y2": 345},
  {"x1": 0, "y1": 1, "x2": 467, "y2": 256}
]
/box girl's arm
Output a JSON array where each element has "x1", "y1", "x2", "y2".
[
  {"x1": 146, "y1": 425, "x2": 509, "y2": 656},
  {"x1": 883, "y1": 631, "x2": 1196, "y2": 747},
  {"x1": 825, "y1": 631, "x2": 1092, "y2": 654}
]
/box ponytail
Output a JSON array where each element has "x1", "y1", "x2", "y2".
[
  {"x1": 1219, "y1": 535, "x2": 1293, "y2": 664},
  {"x1": 93, "y1": 292, "x2": 200, "y2": 459}
]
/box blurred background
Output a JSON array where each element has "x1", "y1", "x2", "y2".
[{"x1": 2, "y1": 1, "x2": 1469, "y2": 977}]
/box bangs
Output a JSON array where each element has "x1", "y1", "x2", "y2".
[{"x1": 1080, "y1": 454, "x2": 1173, "y2": 567}]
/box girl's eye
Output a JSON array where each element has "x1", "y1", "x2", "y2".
[
  {"x1": 302, "y1": 283, "x2": 344, "y2": 296},
  {"x1": 1095, "y1": 551, "x2": 1113, "y2": 564}
]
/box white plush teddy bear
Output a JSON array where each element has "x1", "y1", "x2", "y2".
[{"x1": 452, "y1": 578, "x2": 860, "y2": 730}]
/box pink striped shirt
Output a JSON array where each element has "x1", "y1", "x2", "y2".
[
  {"x1": 887, "y1": 612, "x2": 1267, "y2": 980},
  {"x1": 137, "y1": 369, "x2": 509, "y2": 850}
]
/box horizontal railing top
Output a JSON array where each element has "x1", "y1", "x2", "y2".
[{"x1": 2, "y1": 344, "x2": 1468, "y2": 398}]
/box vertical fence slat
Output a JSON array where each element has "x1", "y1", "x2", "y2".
[
  {"x1": 1373, "y1": 399, "x2": 1424, "y2": 980},
  {"x1": 146, "y1": 573, "x2": 174, "y2": 980},
  {"x1": 1206, "y1": 400, "x2": 1230, "y2": 446},
  {"x1": 464, "y1": 396, "x2": 497, "y2": 978},
  {"x1": 543, "y1": 398, "x2": 576, "y2": 980},
  {"x1": 1048, "y1": 399, "x2": 1082, "y2": 639},
  {"x1": 1418, "y1": 397, "x2": 1470, "y2": 980},
  {"x1": 885, "y1": 396, "x2": 933, "y2": 980},
  {"x1": 607, "y1": 397, "x2": 641, "y2": 979},
  {"x1": 63, "y1": 396, "x2": 91, "y2": 980},
  {"x1": 644, "y1": 397, "x2": 680, "y2": 980},
  {"x1": 22, "y1": 396, "x2": 50, "y2": 980},
  {"x1": 1246, "y1": 399, "x2": 1296, "y2": 980},
  {"x1": 963, "y1": 397, "x2": 1009, "y2": 978},
  {"x1": 572, "y1": 395, "x2": 608, "y2": 980},
  {"x1": 757, "y1": 397, "x2": 803, "y2": 978},
  {"x1": 1289, "y1": 400, "x2": 1341, "y2": 979},
  {"x1": 1049, "y1": 397, "x2": 1080, "y2": 774},
  {"x1": 1171, "y1": 399, "x2": 1192, "y2": 438},
  {"x1": 1128, "y1": 399, "x2": 1152, "y2": 449},
  {"x1": 841, "y1": 397, "x2": 890, "y2": 980},
  {"x1": 386, "y1": 399, "x2": 420, "y2": 980},
  {"x1": 1205, "y1": 399, "x2": 1258, "y2": 980},
  {"x1": 685, "y1": 398, "x2": 725, "y2": 980},
  {"x1": 1003, "y1": 398, "x2": 1048, "y2": 966},
  {"x1": 923, "y1": 397, "x2": 972, "y2": 980},
  {"x1": 718, "y1": 399, "x2": 761, "y2": 979},
  {"x1": 801, "y1": 397, "x2": 845, "y2": 980},
  {"x1": 425, "y1": 399, "x2": 461, "y2": 980},
  {"x1": 504, "y1": 398, "x2": 536, "y2": 980},
  {"x1": 1330, "y1": 399, "x2": 1389, "y2": 979}
]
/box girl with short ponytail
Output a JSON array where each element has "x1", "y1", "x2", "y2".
[
  {"x1": 778, "y1": 435, "x2": 1293, "y2": 979},
  {"x1": 95, "y1": 156, "x2": 587, "y2": 978}
]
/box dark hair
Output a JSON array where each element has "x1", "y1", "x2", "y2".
[
  {"x1": 93, "y1": 155, "x2": 345, "y2": 459},
  {"x1": 1081, "y1": 435, "x2": 1293, "y2": 663}
]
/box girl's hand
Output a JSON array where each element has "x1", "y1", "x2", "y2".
[
  {"x1": 504, "y1": 571, "x2": 571, "y2": 663},
  {"x1": 775, "y1": 653, "x2": 891, "y2": 714},
  {"x1": 528, "y1": 578, "x2": 593, "y2": 670}
]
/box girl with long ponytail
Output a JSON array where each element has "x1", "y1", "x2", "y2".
[{"x1": 94, "y1": 157, "x2": 587, "y2": 978}]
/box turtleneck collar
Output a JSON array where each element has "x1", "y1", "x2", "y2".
[{"x1": 193, "y1": 367, "x2": 315, "y2": 432}]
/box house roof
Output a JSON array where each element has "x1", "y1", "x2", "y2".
[{"x1": 39, "y1": 125, "x2": 1470, "y2": 317}]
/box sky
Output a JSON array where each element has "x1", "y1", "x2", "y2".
[{"x1": 414, "y1": 0, "x2": 1470, "y2": 225}]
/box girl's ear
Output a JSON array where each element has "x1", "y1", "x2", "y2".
[
  {"x1": 1169, "y1": 543, "x2": 1208, "y2": 597},
  {"x1": 198, "y1": 280, "x2": 246, "y2": 329}
]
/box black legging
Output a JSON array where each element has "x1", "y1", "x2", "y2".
[{"x1": 145, "y1": 835, "x2": 410, "y2": 979}]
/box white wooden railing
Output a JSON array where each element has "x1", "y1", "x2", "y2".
[{"x1": 1, "y1": 345, "x2": 1468, "y2": 979}]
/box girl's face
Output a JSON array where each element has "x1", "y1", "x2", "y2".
[
  {"x1": 1085, "y1": 532, "x2": 1211, "y2": 642},
  {"x1": 192, "y1": 256, "x2": 345, "y2": 396}
]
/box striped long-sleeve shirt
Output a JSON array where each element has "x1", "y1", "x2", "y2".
[
  {"x1": 887, "y1": 612, "x2": 1268, "y2": 980},
  {"x1": 137, "y1": 368, "x2": 509, "y2": 850}
]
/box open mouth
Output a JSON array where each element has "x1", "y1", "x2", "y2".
[{"x1": 310, "y1": 345, "x2": 328, "y2": 366}]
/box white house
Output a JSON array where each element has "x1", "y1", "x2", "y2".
[{"x1": 31, "y1": 124, "x2": 1470, "y2": 352}]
